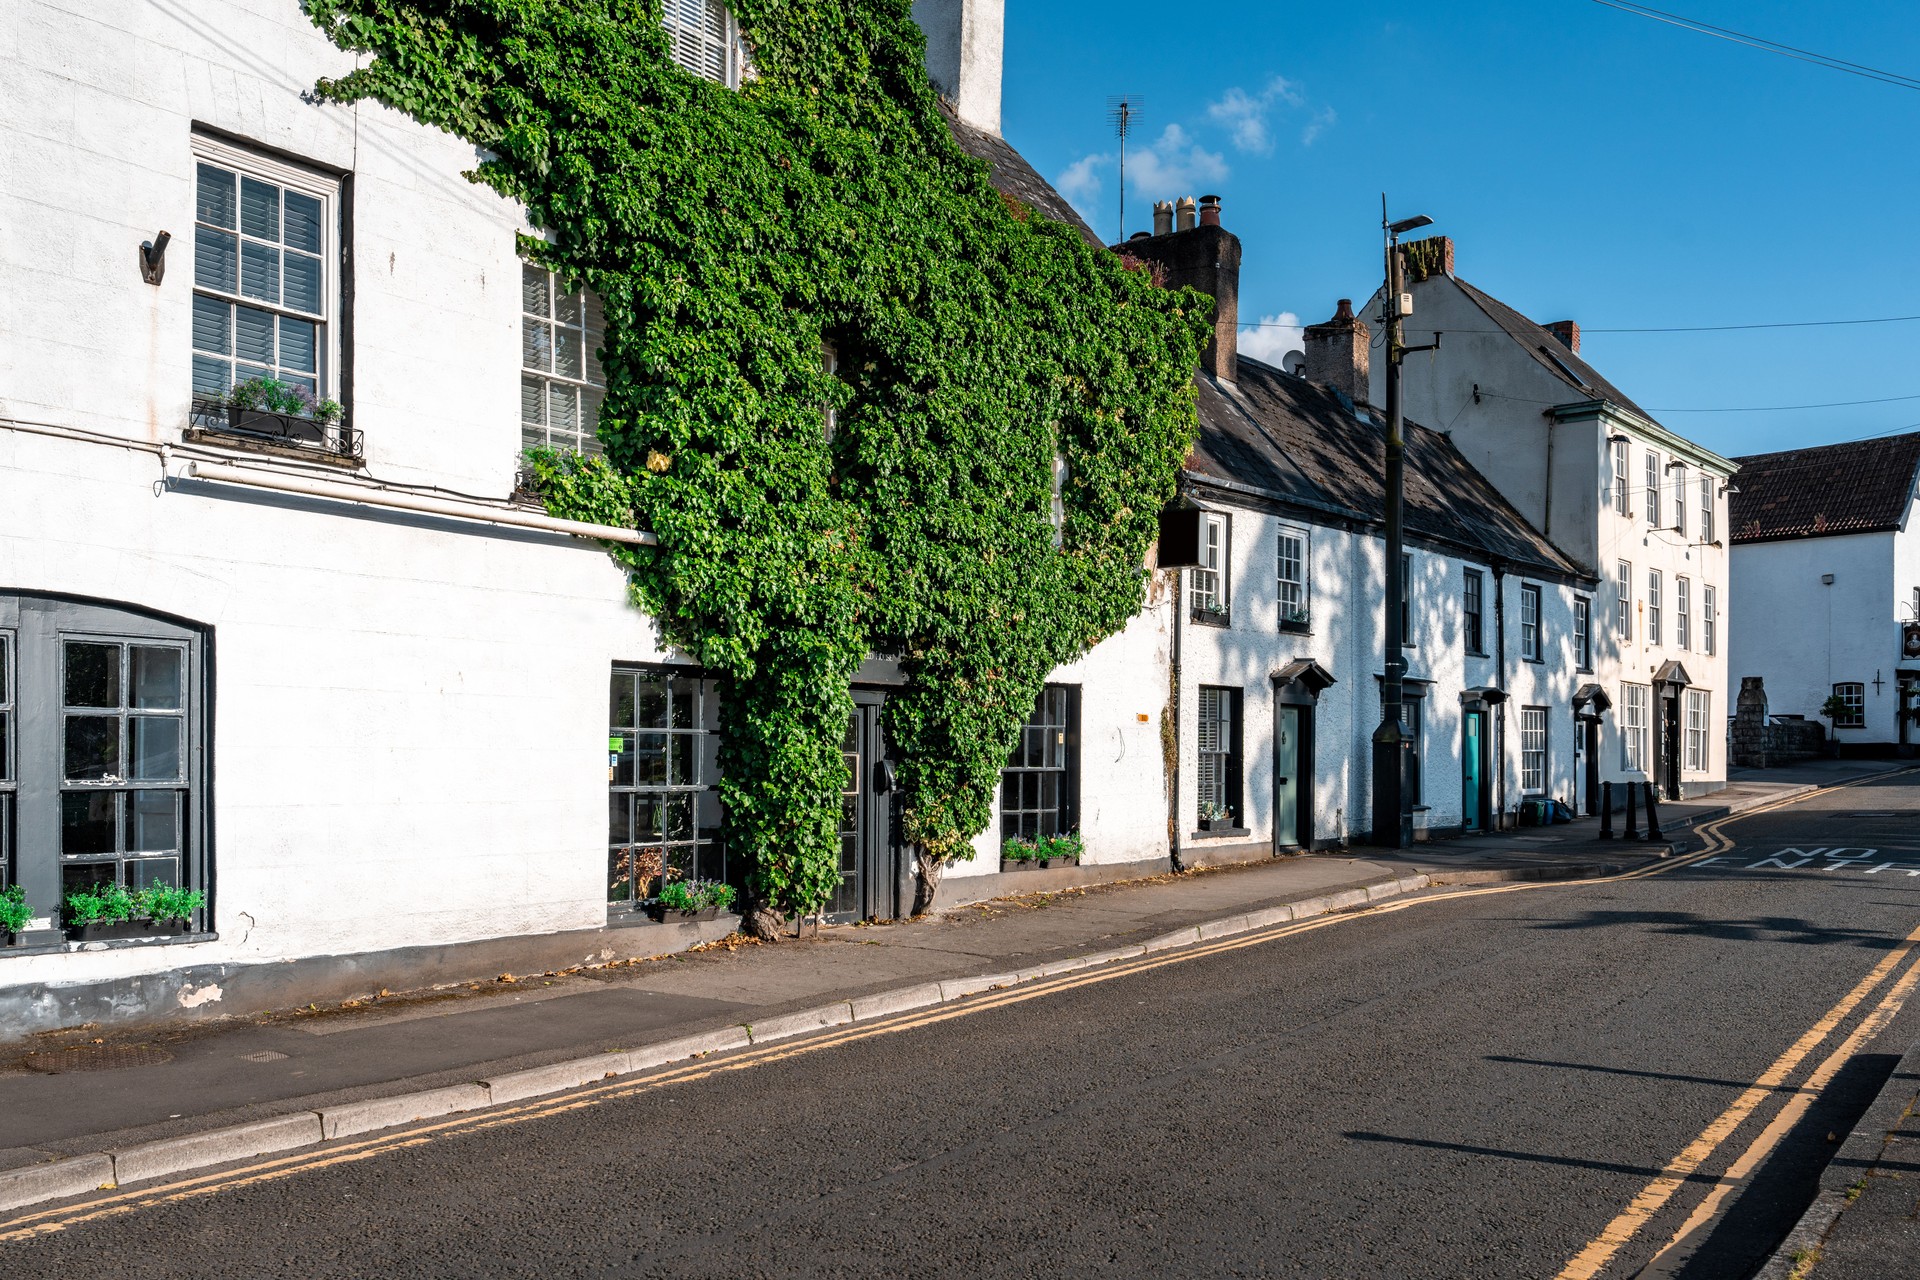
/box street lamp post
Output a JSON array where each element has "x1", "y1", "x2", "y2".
[{"x1": 1370, "y1": 207, "x2": 1435, "y2": 848}]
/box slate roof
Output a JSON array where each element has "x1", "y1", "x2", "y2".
[
  {"x1": 1190, "y1": 356, "x2": 1586, "y2": 579},
  {"x1": 1729, "y1": 432, "x2": 1920, "y2": 543},
  {"x1": 939, "y1": 102, "x2": 1103, "y2": 247},
  {"x1": 1449, "y1": 276, "x2": 1660, "y2": 426}
]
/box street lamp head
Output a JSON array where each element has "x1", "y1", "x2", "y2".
[{"x1": 1387, "y1": 214, "x2": 1434, "y2": 236}]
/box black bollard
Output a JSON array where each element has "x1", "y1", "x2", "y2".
[
  {"x1": 1624, "y1": 779, "x2": 1641, "y2": 841},
  {"x1": 1598, "y1": 782, "x2": 1614, "y2": 840},
  {"x1": 1644, "y1": 782, "x2": 1664, "y2": 843}
]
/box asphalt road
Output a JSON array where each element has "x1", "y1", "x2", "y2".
[{"x1": 11, "y1": 770, "x2": 1920, "y2": 1279}]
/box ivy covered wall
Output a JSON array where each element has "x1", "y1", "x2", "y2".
[{"x1": 306, "y1": 0, "x2": 1208, "y2": 924}]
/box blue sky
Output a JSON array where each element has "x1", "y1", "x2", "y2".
[{"x1": 999, "y1": 0, "x2": 1920, "y2": 460}]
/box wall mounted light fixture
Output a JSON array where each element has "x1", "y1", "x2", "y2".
[{"x1": 139, "y1": 231, "x2": 171, "y2": 285}]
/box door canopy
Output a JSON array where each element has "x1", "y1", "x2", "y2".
[{"x1": 1272, "y1": 659, "x2": 1337, "y2": 702}]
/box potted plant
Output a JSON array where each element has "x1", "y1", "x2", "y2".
[
  {"x1": 1191, "y1": 602, "x2": 1230, "y2": 626},
  {"x1": 1199, "y1": 800, "x2": 1233, "y2": 832},
  {"x1": 647, "y1": 878, "x2": 737, "y2": 924},
  {"x1": 1819, "y1": 693, "x2": 1853, "y2": 757},
  {"x1": 998, "y1": 831, "x2": 1083, "y2": 871},
  {"x1": 220, "y1": 376, "x2": 343, "y2": 447},
  {"x1": 1281, "y1": 606, "x2": 1312, "y2": 633},
  {"x1": 63, "y1": 881, "x2": 205, "y2": 942},
  {"x1": 0, "y1": 885, "x2": 31, "y2": 945}
]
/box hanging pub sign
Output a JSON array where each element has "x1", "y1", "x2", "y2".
[
  {"x1": 1904, "y1": 622, "x2": 1920, "y2": 660},
  {"x1": 1157, "y1": 506, "x2": 1207, "y2": 569}
]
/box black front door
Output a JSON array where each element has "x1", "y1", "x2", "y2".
[
  {"x1": 1659, "y1": 688, "x2": 1683, "y2": 798},
  {"x1": 831, "y1": 689, "x2": 905, "y2": 922}
]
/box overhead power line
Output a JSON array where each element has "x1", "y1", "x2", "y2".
[
  {"x1": 1590, "y1": 1, "x2": 1920, "y2": 91},
  {"x1": 1655, "y1": 393, "x2": 1920, "y2": 414}
]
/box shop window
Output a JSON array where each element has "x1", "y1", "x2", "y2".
[
  {"x1": 1000, "y1": 686, "x2": 1079, "y2": 840},
  {"x1": 608, "y1": 667, "x2": 726, "y2": 910},
  {"x1": 1, "y1": 596, "x2": 209, "y2": 943}
]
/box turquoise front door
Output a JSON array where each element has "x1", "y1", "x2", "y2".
[{"x1": 1463, "y1": 711, "x2": 1484, "y2": 831}]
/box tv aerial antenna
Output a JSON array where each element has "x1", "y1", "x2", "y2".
[{"x1": 1106, "y1": 94, "x2": 1142, "y2": 243}]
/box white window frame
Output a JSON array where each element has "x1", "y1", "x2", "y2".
[
  {"x1": 1703, "y1": 585, "x2": 1717, "y2": 656},
  {"x1": 1672, "y1": 463, "x2": 1688, "y2": 536},
  {"x1": 189, "y1": 135, "x2": 340, "y2": 408},
  {"x1": 662, "y1": 0, "x2": 746, "y2": 86},
  {"x1": 1684, "y1": 689, "x2": 1710, "y2": 772},
  {"x1": 1612, "y1": 439, "x2": 1631, "y2": 516},
  {"x1": 1616, "y1": 559, "x2": 1632, "y2": 642},
  {"x1": 521, "y1": 262, "x2": 607, "y2": 457},
  {"x1": 1574, "y1": 596, "x2": 1592, "y2": 671},
  {"x1": 1189, "y1": 514, "x2": 1228, "y2": 617},
  {"x1": 1645, "y1": 451, "x2": 1661, "y2": 528},
  {"x1": 1648, "y1": 569, "x2": 1663, "y2": 646},
  {"x1": 1676, "y1": 576, "x2": 1691, "y2": 651},
  {"x1": 1521, "y1": 707, "x2": 1548, "y2": 794},
  {"x1": 1623, "y1": 683, "x2": 1650, "y2": 772},
  {"x1": 1519, "y1": 583, "x2": 1542, "y2": 661},
  {"x1": 1700, "y1": 475, "x2": 1715, "y2": 543},
  {"x1": 1277, "y1": 528, "x2": 1310, "y2": 630},
  {"x1": 1833, "y1": 682, "x2": 1866, "y2": 728}
]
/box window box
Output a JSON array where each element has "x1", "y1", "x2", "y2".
[
  {"x1": 1000, "y1": 853, "x2": 1080, "y2": 872},
  {"x1": 1190, "y1": 604, "x2": 1231, "y2": 627},
  {"x1": 644, "y1": 904, "x2": 725, "y2": 925},
  {"x1": 189, "y1": 398, "x2": 364, "y2": 463},
  {"x1": 1280, "y1": 609, "x2": 1312, "y2": 634},
  {"x1": 1198, "y1": 815, "x2": 1235, "y2": 832},
  {"x1": 68, "y1": 919, "x2": 193, "y2": 944}
]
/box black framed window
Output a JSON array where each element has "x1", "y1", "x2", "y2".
[
  {"x1": 1520, "y1": 583, "x2": 1542, "y2": 661},
  {"x1": 1, "y1": 596, "x2": 209, "y2": 942},
  {"x1": 608, "y1": 667, "x2": 725, "y2": 909},
  {"x1": 1463, "y1": 568, "x2": 1485, "y2": 654},
  {"x1": 1000, "y1": 685, "x2": 1079, "y2": 840},
  {"x1": 1196, "y1": 686, "x2": 1243, "y2": 825},
  {"x1": 1574, "y1": 597, "x2": 1591, "y2": 671}
]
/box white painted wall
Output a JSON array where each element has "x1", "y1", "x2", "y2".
[
  {"x1": 1170, "y1": 490, "x2": 1589, "y2": 851},
  {"x1": 1364, "y1": 268, "x2": 1732, "y2": 794},
  {"x1": 0, "y1": 0, "x2": 1168, "y2": 1003},
  {"x1": 1731, "y1": 531, "x2": 1906, "y2": 742}
]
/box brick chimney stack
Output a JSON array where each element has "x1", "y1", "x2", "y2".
[
  {"x1": 1302, "y1": 299, "x2": 1371, "y2": 406},
  {"x1": 1111, "y1": 197, "x2": 1241, "y2": 381},
  {"x1": 1544, "y1": 320, "x2": 1581, "y2": 354}
]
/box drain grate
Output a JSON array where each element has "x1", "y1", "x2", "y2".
[
  {"x1": 240, "y1": 1050, "x2": 289, "y2": 1063},
  {"x1": 22, "y1": 1044, "x2": 175, "y2": 1074}
]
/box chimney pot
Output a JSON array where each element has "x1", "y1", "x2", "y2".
[
  {"x1": 1545, "y1": 320, "x2": 1581, "y2": 354},
  {"x1": 1175, "y1": 195, "x2": 1197, "y2": 232},
  {"x1": 1301, "y1": 298, "x2": 1371, "y2": 407},
  {"x1": 1109, "y1": 212, "x2": 1240, "y2": 381},
  {"x1": 1153, "y1": 200, "x2": 1174, "y2": 237},
  {"x1": 1198, "y1": 194, "x2": 1221, "y2": 227}
]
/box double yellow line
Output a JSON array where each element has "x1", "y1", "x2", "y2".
[{"x1": 3, "y1": 770, "x2": 1909, "y2": 1251}]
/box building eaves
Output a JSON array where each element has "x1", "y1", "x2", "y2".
[{"x1": 1730, "y1": 431, "x2": 1920, "y2": 543}]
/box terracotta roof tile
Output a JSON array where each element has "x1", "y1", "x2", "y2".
[{"x1": 1730, "y1": 432, "x2": 1920, "y2": 543}]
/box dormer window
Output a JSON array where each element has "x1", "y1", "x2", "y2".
[{"x1": 663, "y1": 0, "x2": 746, "y2": 86}]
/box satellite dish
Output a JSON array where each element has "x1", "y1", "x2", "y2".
[{"x1": 1281, "y1": 350, "x2": 1306, "y2": 376}]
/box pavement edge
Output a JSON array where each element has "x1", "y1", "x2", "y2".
[{"x1": 0, "y1": 858, "x2": 1654, "y2": 1218}]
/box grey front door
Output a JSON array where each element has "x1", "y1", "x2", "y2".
[{"x1": 831, "y1": 690, "x2": 904, "y2": 922}]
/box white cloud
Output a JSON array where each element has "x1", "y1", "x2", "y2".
[
  {"x1": 1054, "y1": 124, "x2": 1229, "y2": 228},
  {"x1": 1206, "y1": 77, "x2": 1303, "y2": 155},
  {"x1": 1301, "y1": 106, "x2": 1338, "y2": 147},
  {"x1": 1238, "y1": 312, "x2": 1305, "y2": 368}
]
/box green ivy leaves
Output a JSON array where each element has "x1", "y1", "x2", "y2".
[{"x1": 308, "y1": 0, "x2": 1206, "y2": 918}]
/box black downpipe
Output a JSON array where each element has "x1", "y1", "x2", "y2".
[{"x1": 1493, "y1": 564, "x2": 1508, "y2": 829}]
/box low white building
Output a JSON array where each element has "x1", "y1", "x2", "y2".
[
  {"x1": 0, "y1": 0, "x2": 1175, "y2": 1035},
  {"x1": 1116, "y1": 215, "x2": 1596, "y2": 854},
  {"x1": 1367, "y1": 239, "x2": 1735, "y2": 800},
  {"x1": 1728, "y1": 433, "x2": 1920, "y2": 753}
]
